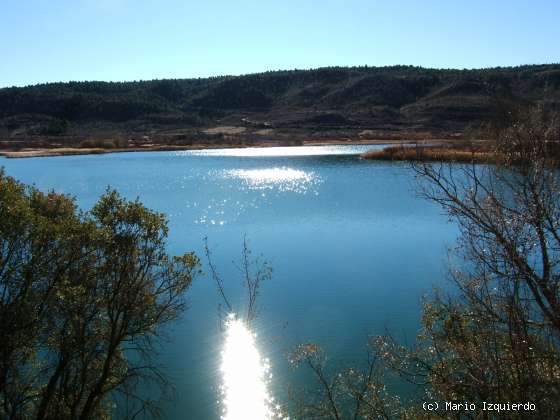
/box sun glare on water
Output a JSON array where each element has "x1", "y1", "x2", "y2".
[
  {"x1": 223, "y1": 167, "x2": 319, "y2": 193},
  {"x1": 226, "y1": 167, "x2": 312, "y2": 184},
  {"x1": 181, "y1": 145, "x2": 367, "y2": 157},
  {"x1": 220, "y1": 315, "x2": 283, "y2": 420}
]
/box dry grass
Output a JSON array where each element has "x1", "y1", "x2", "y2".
[
  {"x1": 361, "y1": 145, "x2": 495, "y2": 163},
  {"x1": 203, "y1": 126, "x2": 247, "y2": 135}
]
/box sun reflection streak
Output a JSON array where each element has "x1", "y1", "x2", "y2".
[
  {"x1": 220, "y1": 315, "x2": 283, "y2": 420},
  {"x1": 222, "y1": 167, "x2": 319, "y2": 193}
]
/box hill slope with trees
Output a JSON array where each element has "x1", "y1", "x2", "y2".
[{"x1": 1, "y1": 64, "x2": 559, "y2": 149}]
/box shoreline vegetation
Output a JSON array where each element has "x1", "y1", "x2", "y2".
[{"x1": 360, "y1": 141, "x2": 496, "y2": 163}]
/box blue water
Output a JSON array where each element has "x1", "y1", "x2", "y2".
[{"x1": 0, "y1": 145, "x2": 458, "y2": 418}]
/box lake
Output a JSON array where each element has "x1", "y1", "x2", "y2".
[{"x1": 0, "y1": 145, "x2": 458, "y2": 418}]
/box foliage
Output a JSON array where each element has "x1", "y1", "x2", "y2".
[{"x1": 0, "y1": 173, "x2": 201, "y2": 419}]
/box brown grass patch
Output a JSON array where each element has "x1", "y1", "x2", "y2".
[
  {"x1": 203, "y1": 126, "x2": 247, "y2": 135},
  {"x1": 361, "y1": 145, "x2": 495, "y2": 163}
]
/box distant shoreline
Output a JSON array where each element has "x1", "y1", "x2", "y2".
[{"x1": 0, "y1": 139, "x2": 452, "y2": 159}]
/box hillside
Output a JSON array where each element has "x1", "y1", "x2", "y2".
[{"x1": 1, "y1": 64, "x2": 560, "y2": 149}]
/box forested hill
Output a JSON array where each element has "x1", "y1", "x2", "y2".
[{"x1": 1, "y1": 65, "x2": 560, "y2": 144}]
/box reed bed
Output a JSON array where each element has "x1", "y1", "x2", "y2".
[{"x1": 361, "y1": 145, "x2": 495, "y2": 163}]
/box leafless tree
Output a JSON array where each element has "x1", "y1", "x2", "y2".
[
  {"x1": 292, "y1": 107, "x2": 560, "y2": 419},
  {"x1": 204, "y1": 235, "x2": 272, "y2": 325},
  {"x1": 376, "y1": 107, "x2": 560, "y2": 418},
  {"x1": 288, "y1": 341, "x2": 404, "y2": 420}
]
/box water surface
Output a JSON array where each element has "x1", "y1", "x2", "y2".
[{"x1": 1, "y1": 145, "x2": 458, "y2": 418}]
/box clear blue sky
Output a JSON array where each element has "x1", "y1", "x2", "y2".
[{"x1": 1, "y1": 0, "x2": 559, "y2": 87}]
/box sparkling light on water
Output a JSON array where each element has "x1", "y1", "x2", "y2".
[
  {"x1": 180, "y1": 145, "x2": 371, "y2": 157},
  {"x1": 222, "y1": 167, "x2": 319, "y2": 193},
  {"x1": 220, "y1": 315, "x2": 282, "y2": 420}
]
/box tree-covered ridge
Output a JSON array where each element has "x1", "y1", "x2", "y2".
[{"x1": 1, "y1": 65, "x2": 560, "y2": 133}]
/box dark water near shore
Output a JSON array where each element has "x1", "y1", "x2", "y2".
[{"x1": 1, "y1": 145, "x2": 458, "y2": 418}]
